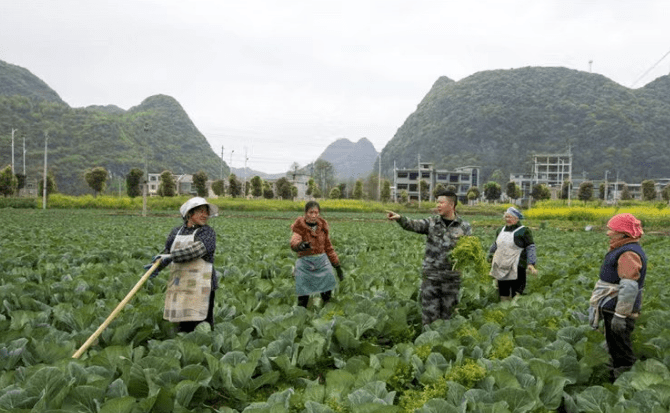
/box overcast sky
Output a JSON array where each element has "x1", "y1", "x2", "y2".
[{"x1": 2, "y1": 0, "x2": 669, "y2": 173}]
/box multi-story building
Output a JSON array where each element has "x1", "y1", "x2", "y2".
[
  {"x1": 286, "y1": 172, "x2": 311, "y2": 200},
  {"x1": 510, "y1": 151, "x2": 573, "y2": 199},
  {"x1": 611, "y1": 178, "x2": 670, "y2": 201},
  {"x1": 146, "y1": 173, "x2": 197, "y2": 196},
  {"x1": 394, "y1": 163, "x2": 480, "y2": 202}
]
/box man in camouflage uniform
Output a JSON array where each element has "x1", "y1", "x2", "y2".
[{"x1": 387, "y1": 189, "x2": 472, "y2": 325}]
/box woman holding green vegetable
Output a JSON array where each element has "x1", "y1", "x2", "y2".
[{"x1": 290, "y1": 201, "x2": 343, "y2": 308}]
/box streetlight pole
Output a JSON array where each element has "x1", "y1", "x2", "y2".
[
  {"x1": 142, "y1": 123, "x2": 150, "y2": 217},
  {"x1": 11, "y1": 128, "x2": 16, "y2": 174},
  {"x1": 614, "y1": 170, "x2": 619, "y2": 205},
  {"x1": 220, "y1": 145, "x2": 224, "y2": 181},
  {"x1": 378, "y1": 154, "x2": 381, "y2": 201},
  {"x1": 567, "y1": 146, "x2": 573, "y2": 206},
  {"x1": 42, "y1": 132, "x2": 48, "y2": 210},
  {"x1": 244, "y1": 152, "x2": 249, "y2": 197},
  {"x1": 417, "y1": 153, "x2": 421, "y2": 208},
  {"x1": 22, "y1": 135, "x2": 26, "y2": 175}
]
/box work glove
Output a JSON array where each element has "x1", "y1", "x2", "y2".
[
  {"x1": 144, "y1": 254, "x2": 172, "y2": 278},
  {"x1": 153, "y1": 254, "x2": 173, "y2": 264},
  {"x1": 297, "y1": 241, "x2": 311, "y2": 251},
  {"x1": 611, "y1": 314, "x2": 627, "y2": 335},
  {"x1": 334, "y1": 265, "x2": 344, "y2": 281}
]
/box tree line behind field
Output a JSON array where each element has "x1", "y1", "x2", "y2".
[{"x1": 3, "y1": 162, "x2": 668, "y2": 204}]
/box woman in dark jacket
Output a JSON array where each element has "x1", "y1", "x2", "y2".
[
  {"x1": 290, "y1": 201, "x2": 343, "y2": 307},
  {"x1": 488, "y1": 207, "x2": 537, "y2": 301},
  {"x1": 589, "y1": 213, "x2": 646, "y2": 381},
  {"x1": 147, "y1": 197, "x2": 218, "y2": 332}
]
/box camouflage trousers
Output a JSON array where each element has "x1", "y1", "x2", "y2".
[{"x1": 420, "y1": 271, "x2": 461, "y2": 325}]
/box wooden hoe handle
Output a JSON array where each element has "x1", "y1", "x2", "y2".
[{"x1": 72, "y1": 260, "x2": 162, "y2": 359}]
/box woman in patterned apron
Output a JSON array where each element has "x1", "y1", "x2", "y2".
[
  {"x1": 149, "y1": 197, "x2": 219, "y2": 332},
  {"x1": 290, "y1": 201, "x2": 343, "y2": 308},
  {"x1": 488, "y1": 206, "x2": 537, "y2": 301}
]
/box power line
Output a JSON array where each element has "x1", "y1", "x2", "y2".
[{"x1": 631, "y1": 49, "x2": 670, "y2": 88}]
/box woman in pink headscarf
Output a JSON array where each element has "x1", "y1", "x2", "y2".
[{"x1": 589, "y1": 213, "x2": 646, "y2": 382}]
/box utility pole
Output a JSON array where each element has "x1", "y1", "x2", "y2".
[
  {"x1": 42, "y1": 132, "x2": 48, "y2": 210},
  {"x1": 528, "y1": 155, "x2": 537, "y2": 209},
  {"x1": 417, "y1": 153, "x2": 421, "y2": 208},
  {"x1": 604, "y1": 170, "x2": 609, "y2": 203},
  {"x1": 22, "y1": 135, "x2": 26, "y2": 175},
  {"x1": 567, "y1": 144, "x2": 572, "y2": 207},
  {"x1": 615, "y1": 170, "x2": 619, "y2": 205},
  {"x1": 393, "y1": 160, "x2": 397, "y2": 202},
  {"x1": 11, "y1": 128, "x2": 16, "y2": 174},
  {"x1": 142, "y1": 122, "x2": 150, "y2": 217},
  {"x1": 243, "y1": 148, "x2": 248, "y2": 197},
  {"x1": 378, "y1": 154, "x2": 381, "y2": 201},
  {"x1": 221, "y1": 145, "x2": 230, "y2": 181}
]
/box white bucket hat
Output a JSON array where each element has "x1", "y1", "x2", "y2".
[{"x1": 179, "y1": 197, "x2": 219, "y2": 218}]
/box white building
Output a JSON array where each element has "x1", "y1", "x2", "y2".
[
  {"x1": 147, "y1": 173, "x2": 198, "y2": 196},
  {"x1": 394, "y1": 163, "x2": 480, "y2": 202},
  {"x1": 287, "y1": 172, "x2": 311, "y2": 200},
  {"x1": 510, "y1": 151, "x2": 573, "y2": 199}
]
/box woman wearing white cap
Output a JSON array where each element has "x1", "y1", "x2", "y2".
[
  {"x1": 488, "y1": 207, "x2": 537, "y2": 301},
  {"x1": 146, "y1": 197, "x2": 219, "y2": 332}
]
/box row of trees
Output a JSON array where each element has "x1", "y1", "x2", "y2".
[
  {"x1": 305, "y1": 177, "x2": 393, "y2": 201},
  {"x1": 214, "y1": 174, "x2": 297, "y2": 199},
  {"x1": 0, "y1": 165, "x2": 55, "y2": 197},
  {"x1": 479, "y1": 179, "x2": 670, "y2": 203},
  {"x1": 4, "y1": 162, "x2": 670, "y2": 204}
]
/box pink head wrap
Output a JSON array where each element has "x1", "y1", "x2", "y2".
[{"x1": 607, "y1": 213, "x2": 644, "y2": 238}]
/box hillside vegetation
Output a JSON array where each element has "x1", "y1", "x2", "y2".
[
  {"x1": 4, "y1": 59, "x2": 670, "y2": 194},
  {"x1": 381, "y1": 67, "x2": 670, "y2": 183},
  {"x1": 0, "y1": 60, "x2": 227, "y2": 194}
]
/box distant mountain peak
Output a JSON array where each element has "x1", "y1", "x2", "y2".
[
  {"x1": 0, "y1": 59, "x2": 66, "y2": 105},
  {"x1": 318, "y1": 137, "x2": 378, "y2": 180}
]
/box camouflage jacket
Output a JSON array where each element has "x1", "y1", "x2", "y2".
[{"x1": 397, "y1": 214, "x2": 472, "y2": 278}]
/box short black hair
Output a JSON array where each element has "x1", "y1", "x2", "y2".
[
  {"x1": 304, "y1": 200, "x2": 321, "y2": 213},
  {"x1": 435, "y1": 189, "x2": 458, "y2": 206}
]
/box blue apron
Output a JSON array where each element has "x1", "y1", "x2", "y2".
[{"x1": 294, "y1": 253, "x2": 337, "y2": 296}]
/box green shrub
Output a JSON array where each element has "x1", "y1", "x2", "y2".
[{"x1": 0, "y1": 197, "x2": 37, "y2": 208}]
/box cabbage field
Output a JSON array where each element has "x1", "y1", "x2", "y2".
[{"x1": 1, "y1": 208, "x2": 670, "y2": 412}]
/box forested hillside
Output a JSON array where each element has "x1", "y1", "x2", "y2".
[
  {"x1": 0, "y1": 60, "x2": 227, "y2": 194},
  {"x1": 4, "y1": 59, "x2": 670, "y2": 194},
  {"x1": 0, "y1": 60, "x2": 65, "y2": 104},
  {"x1": 380, "y1": 67, "x2": 670, "y2": 183}
]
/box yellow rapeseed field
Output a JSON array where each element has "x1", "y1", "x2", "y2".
[{"x1": 525, "y1": 201, "x2": 670, "y2": 228}]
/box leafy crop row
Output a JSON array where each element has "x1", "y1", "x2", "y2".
[{"x1": 1, "y1": 209, "x2": 669, "y2": 412}]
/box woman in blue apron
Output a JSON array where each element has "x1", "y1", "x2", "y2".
[
  {"x1": 290, "y1": 201, "x2": 343, "y2": 307},
  {"x1": 148, "y1": 197, "x2": 219, "y2": 332}
]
